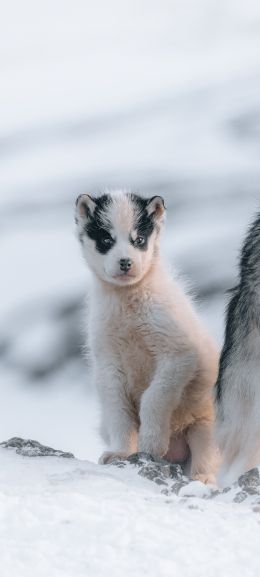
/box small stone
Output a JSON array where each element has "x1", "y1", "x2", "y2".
[
  {"x1": 233, "y1": 491, "x2": 248, "y2": 503},
  {"x1": 116, "y1": 452, "x2": 188, "y2": 490},
  {"x1": 238, "y1": 468, "x2": 260, "y2": 495},
  {"x1": 111, "y1": 459, "x2": 126, "y2": 468},
  {"x1": 138, "y1": 464, "x2": 167, "y2": 485},
  {"x1": 170, "y1": 481, "x2": 188, "y2": 495},
  {"x1": 169, "y1": 464, "x2": 184, "y2": 480},
  {"x1": 126, "y1": 452, "x2": 155, "y2": 466},
  {"x1": 155, "y1": 477, "x2": 167, "y2": 486},
  {"x1": 207, "y1": 489, "x2": 221, "y2": 499}
]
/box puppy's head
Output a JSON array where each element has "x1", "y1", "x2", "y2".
[{"x1": 75, "y1": 190, "x2": 165, "y2": 286}]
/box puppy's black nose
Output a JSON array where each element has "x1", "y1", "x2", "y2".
[{"x1": 120, "y1": 258, "x2": 132, "y2": 272}]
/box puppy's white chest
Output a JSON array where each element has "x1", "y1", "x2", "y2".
[
  {"x1": 92, "y1": 302, "x2": 155, "y2": 397},
  {"x1": 117, "y1": 327, "x2": 154, "y2": 398}
]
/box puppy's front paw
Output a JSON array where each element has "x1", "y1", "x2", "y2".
[
  {"x1": 138, "y1": 431, "x2": 169, "y2": 460},
  {"x1": 99, "y1": 451, "x2": 130, "y2": 465}
]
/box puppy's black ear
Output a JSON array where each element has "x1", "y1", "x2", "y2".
[
  {"x1": 75, "y1": 194, "x2": 96, "y2": 221},
  {"x1": 147, "y1": 196, "x2": 165, "y2": 222}
]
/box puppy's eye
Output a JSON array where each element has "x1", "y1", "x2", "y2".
[
  {"x1": 102, "y1": 237, "x2": 113, "y2": 246},
  {"x1": 134, "y1": 236, "x2": 145, "y2": 247}
]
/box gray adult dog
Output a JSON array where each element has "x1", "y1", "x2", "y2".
[{"x1": 215, "y1": 212, "x2": 260, "y2": 485}]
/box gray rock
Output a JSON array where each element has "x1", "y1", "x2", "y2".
[
  {"x1": 207, "y1": 489, "x2": 221, "y2": 499},
  {"x1": 126, "y1": 452, "x2": 183, "y2": 479},
  {"x1": 222, "y1": 486, "x2": 231, "y2": 493},
  {"x1": 138, "y1": 464, "x2": 168, "y2": 485},
  {"x1": 233, "y1": 491, "x2": 248, "y2": 503},
  {"x1": 126, "y1": 452, "x2": 155, "y2": 465},
  {"x1": 111, "y1": 451, "x2": 187, "y2": 488},
  {"x1": 0, "y1": 437, "x2": 74, "y2": 458},
  {"x1": 126, "y1": 452, "x2": 183, "y2": 476},
  {"x1": 110, "y1": 453, "x2": 260, "y2": 506},
  {"x1": 238, "y1": 468, "x2": 260, "y2": 495},
  {"x1": 100, "y1": 453, "x2": 156, "y2": 468},
  {"x1": 170, "y1": 481, "x2": 188, "y2": 495},
  {"x1": 168, "y1": 464, "x2": 185, "y2": 480}
]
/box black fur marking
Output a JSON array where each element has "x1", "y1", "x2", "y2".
[
  {"x1": 129, "y1": 194, "x2": 156, "y2": 251},
  {"x1": 215, "y1": 288, "x2": 240, "y2": 402},
  {"x1": 215, "y1": 212, "x2": 260, "y2": 404},
  {"x1": 79, "y1": 191, "x2": 164, "y2": 253},
  {"x1": 84, "y1": 194, "x2": 115, "y2": 254}
]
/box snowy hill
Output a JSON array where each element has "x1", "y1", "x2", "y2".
[{"x1": 1, "y1": 439, "x2": 260, "y2": 577}]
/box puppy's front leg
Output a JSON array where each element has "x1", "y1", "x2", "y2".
[
  {"x1": 187, "y1": 420, "x2": 217, "y2": 484},
  {"x1": 138, "y1": 352, "x2": 196, "y2": 458},
  {"x1": 94, "y1": 361, "x2": 138, "y2": 464}
]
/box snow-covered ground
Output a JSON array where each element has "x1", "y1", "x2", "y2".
[
  {"x1": 1, "y1": 1, "x2": 260, "y2": 574},
  {"x1": 1, "y1": 441, "x2": 260, "y2": 577}
]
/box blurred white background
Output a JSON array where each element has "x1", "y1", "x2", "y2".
[{"x1": 0, "y1": 0, "x2": 259, "y2": 460}]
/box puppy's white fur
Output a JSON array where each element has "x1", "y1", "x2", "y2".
[{"x1": 76, "y1": 190, "x2": 219, "y2": 483}]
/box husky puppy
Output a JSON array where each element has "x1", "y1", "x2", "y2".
[
  {"x1": 215, "y1": 213, "x2": 260, "y2": 485},
  {"x1": 76, "y1": 190, "x2": 218, "y2": 483}
]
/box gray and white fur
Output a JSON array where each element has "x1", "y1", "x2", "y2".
[
  {"x1": 76, "y1": 190, "x2": 219, "y2": 483},
  {"x1": 215, "y1": 212, "x2": 260, "y2": 485}
]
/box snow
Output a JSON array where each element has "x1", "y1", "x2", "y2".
[
  {"x1": 1, "y1": 0, "x2": 260, "y2": 574},
  {"x1": 0, "y1": 447, "x2": 260, "y2": 577}
]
